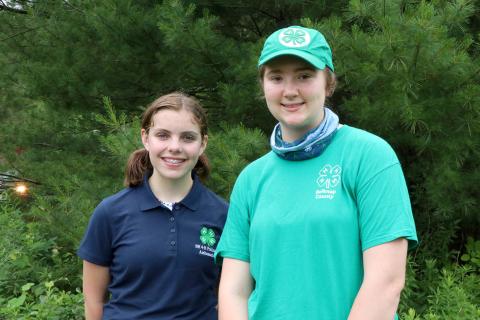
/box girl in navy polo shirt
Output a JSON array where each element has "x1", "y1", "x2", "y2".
[{"x1": 78, "y1": 92, "x2": 228, "y2": 320}]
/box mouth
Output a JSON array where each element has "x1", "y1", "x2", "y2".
[
  {"x1": 162, "y1": 157, "x2": 186, "y2": 165},
  {"x1": 281, "y1": 102, "x2": 304, "y2": 111}
]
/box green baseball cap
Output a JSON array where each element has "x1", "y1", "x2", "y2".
[{"x1": 258, "y1": 26, "x2": 334, "y2": 71}]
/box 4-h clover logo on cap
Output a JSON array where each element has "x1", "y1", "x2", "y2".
[
  {"x1": 200, "y1": 227, "x2": 216, "y2": 247},
  {"x1": 279, "y1": 27, "x2": 311, "y2": 48},
  {"x1": 316, "y1": 164, "x2": 342, "y2": 189}
]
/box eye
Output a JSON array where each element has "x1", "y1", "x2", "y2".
[
  {"x1": 298, "y1": 73, "x2": 313, "y2": 80},
  {"x1": 155, "y1": 132, "x2": 169, "y2": 140},
  {"x1": 267, "y1": 74, "x2": 282, "y2": 82},
  {"x1": 182, "y1": 134, "x2": 197, "y2": 142}
]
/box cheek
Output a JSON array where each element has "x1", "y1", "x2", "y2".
[
  {"x1": 185, "y1": 143, "x2": 205, "y2": 157},
  {"x1": 305, "y1": 84, "x2": 326, "y2": 101},
  {"x1": 147, "y1": 140, "x2": 168, "y2": 153},
  {"x1": 263, "y1": 82, "x2": 279, "y2": 98},
  {"x1": 316, "y1": 91, "x2": 327, "y2": 102}
]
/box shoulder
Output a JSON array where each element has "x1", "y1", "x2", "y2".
[
  {"x1": 336, "y1": 125, "x2": 399, "y2": 163},
  {"x1": 199, "y1": 183, "x2": 229, "y2": 209},
  {"x1": 339, "y1": 125, "x2": 393, "y2": 148},
  {"x1": 227, "y1": 151, "x2": 287, "y2": 203},
  {"x1": 195, "y1": 182, "x2": 229, "y2": 222},
  {"x1": 94, "y1": 186, "x2": 139, "y2": 217},
  {"x1": 236, "y1": 151, "x2": 278, "y2": 180}
]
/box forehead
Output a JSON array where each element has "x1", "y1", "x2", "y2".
[
  {"x1": 264, "y1": 55, "x2": 317, "y2": 72},
  {"x1": 150, "y1": 108, "x2": 200, "y2": 131}
]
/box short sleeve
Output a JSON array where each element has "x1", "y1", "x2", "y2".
[
  {"x1": 357, "y1": 162, "x2": 418, "y2": 251},
  {"x1": 77, "y1": 201, "x2": 113, "y2": 266},
  {"x1": 214, "y1": 172, "x2": 251, "y2": 265}
]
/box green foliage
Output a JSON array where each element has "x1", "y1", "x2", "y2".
[
  {"x1": 461, "y1": 237, "x2": 480, "y2": 270},
  {"x1": 0, "y1": 90, "x2": 121, "y2": 307},
  {"x1": 400, "y1": 256, "x2": 480, "y2": 319},
  {"x1": 95, "y1": 96, "x2": 142, "y2": 169},
  {"x1": 154, "y1": 0, "x2": 271, "y2": 129},
  {"x1": 0, "y1": 100, "x2": 121, "y2": 248},
  {"x1": 0, "y1": 197, "x2": 81, "y2": 298},
  {"x1": 205, "y1": 124, "x2": 269, "y2": 199},
  {"x1": 0, "y1": 199, "x2": 50, "y2": 296},
  {"x1": 424, "y1": 267, "x2": 480, "y2": 319},
  {"x1": 1, "y1": 0, "x2": 479, "y2": 316},
  {"x1": 0, "y1": 281, "x2": 83, "y2": 320}
]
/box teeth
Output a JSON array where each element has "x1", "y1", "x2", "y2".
[
  {"x1": 164, "y1": 158, "x2": 183, "y2": 164},
  {"x1": 284, "y1": 103, "x2": 303, "y2": 106}
]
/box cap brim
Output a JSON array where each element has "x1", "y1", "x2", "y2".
[{"x1": 258, "y1": 49, "x2": 327, "y2": 70}]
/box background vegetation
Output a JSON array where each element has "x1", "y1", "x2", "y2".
[{"x1": 0, "y1": 0, "x2": 479, "y2": 318}]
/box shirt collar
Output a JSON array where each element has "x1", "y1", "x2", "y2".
[
  {"x1": 138, "y1": 173, "x2": 202, "y2": 212},
  {"x1": 179, "y1": 174, "x2": 203, "y2": 211}
]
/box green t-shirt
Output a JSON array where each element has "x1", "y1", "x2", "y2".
[{"x1": 215, "y1": 125, "x2": 418, "y2": 320}]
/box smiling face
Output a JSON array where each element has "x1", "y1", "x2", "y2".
[
  {"x1": 262, "y1": 55, "x2": 328, "y2": 142},
  {"x1": 141, "y1": 108, "x2": 207, "y2": 186}
]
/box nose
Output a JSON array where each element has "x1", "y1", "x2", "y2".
[
  {"x1": 283, "y1": 79, "x2": 298, "y2": 99},
  {"x1": 167, "y1": 138, "x2": 182, "y2": 153}
]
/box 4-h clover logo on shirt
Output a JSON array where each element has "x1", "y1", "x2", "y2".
[
  {"x1": 200, "y1": 227, "x2": 216, "y2": 247},
  {"x1": 316, "y1": 164, "x2": 342, "y2": 189},
  {"x1": 279, "y1": 27, "x2": 311, "y2": 48}
]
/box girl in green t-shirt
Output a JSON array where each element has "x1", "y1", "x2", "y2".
[{"x1": 215, "y1": 26, "x2": 418, "y2": 320}]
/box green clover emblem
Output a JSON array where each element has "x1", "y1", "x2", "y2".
[
  {"x1": 200, "y1": 227, "x2": 216, "y2": 247},
  {"x1": 282, "y1": 29, "x2": 306, "y2": 46}
]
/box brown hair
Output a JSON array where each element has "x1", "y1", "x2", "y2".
[
  {"x1": 124, "y1": 92, "x2": 210, "y2": 187},
  {"x1": 258, "y1": 64, "x2": 337, "y2": 97}
]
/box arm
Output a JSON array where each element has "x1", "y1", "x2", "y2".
[
  {"x1": 218, "y1": 258, "x2": 254, "y2": 320},
  {"x1": 83, "y1": 260, "x2": 110, "y2": 320},
  {"x1": 348, "y1": 238, "x2": 408, "y2": 320}
]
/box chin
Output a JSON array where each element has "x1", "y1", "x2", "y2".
[
  {"x1": 283, "y1": 121, "x2": 310, "y2": 131},
  {"x1": 157, "y1": 170, "x2": 190, "y2": 181}
]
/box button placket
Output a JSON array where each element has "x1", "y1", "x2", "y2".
[{"x1": 168, "y1": 211, "x2": 178, "y2": 252}]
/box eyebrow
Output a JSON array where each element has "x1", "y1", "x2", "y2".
[{"x1": 151, "y1": 128, "x2": 200, "y2": 136}]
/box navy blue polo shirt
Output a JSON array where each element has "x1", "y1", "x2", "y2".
[{"x1": 77, "y1": 174, "x2": 228, "y2": 320}]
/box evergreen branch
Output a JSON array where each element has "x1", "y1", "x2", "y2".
[
  {"x1": 256, "y1": 8, "x2": 281, "y2": 21},
  {"x1": 0, "y1": 3, "x2": 27, "y2": 14},
  {"x1": 456, "y1": 67, "x2": 480, "y2": 90},
  {"x1": 190, "y1": 34, "x2": 227, "y2": 83},
  {"x1": 249, "y1": 14, "x2": 262, "y2": 37},
  {"x1": 0, "y1": 153, "x2": 24, "y2": 177},
  {"x1": 96, "y1": 93, "x2": 155, "y2": 102},
  {"x1": 0, "y1": 26, "x2": 43, "y2": 42},
  {"x1": 33, "y1": 142, "x2": 63, "y2": 150},
  {"x1": 61, "y1": 0, "x2": 85, "y2": 14},
  {"x1": 410, "y1": 42, "x2": 421, "y2": 74},
  {"x1": 0, "y1": 173, "x2": 41, "y2": 185}
]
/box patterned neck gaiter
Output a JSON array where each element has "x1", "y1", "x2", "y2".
[{"x1": 270, "y1": 107, "x2": 339, "y2": 161}]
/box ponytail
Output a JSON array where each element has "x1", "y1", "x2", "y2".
[
  {"x1": 124, "y1": 149, "x2": 152, "y2": 187},
  {"x1": 194, "y1": 154, "x2": 210, "y2": 182}
]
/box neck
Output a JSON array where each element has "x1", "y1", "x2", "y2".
[
  {"x1": 281, "y1": 109, "x2": 325, "y2": 142},
  {"x1": 282, "y1": 119, "x2": 323, "y2": 142},
  {"x1": 148, "y1": 172, "x2": 193, "y2": 203}
]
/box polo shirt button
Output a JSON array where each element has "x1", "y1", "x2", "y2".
[
  {"x1": 169, "y1": 216, "x2": 175, "y2": 222},
  {"x1": 170, "y1": 240, "x2": 176, "y2": 246},
  {"x1": 170, "y1": 228, "x2": 175, "y2": 233}
]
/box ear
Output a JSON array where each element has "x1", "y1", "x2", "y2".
[
  {"x1": 200, "y1": 135, "x2": 208, "y2": 155},
  {"x1": 141, "y1": 129, "x2": 150, "y2": 151},
  {"x1": 324, "y1": 69, "x2": 335, "y2": 97}
]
